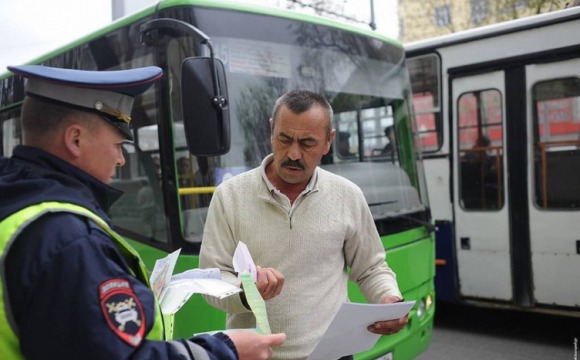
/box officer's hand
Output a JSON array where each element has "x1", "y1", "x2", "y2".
[
  {"x1": 227, "y1": 331, "x2": 286, "y2": 360},
  {"x1": 367, "y1": 295, "x2": 409, "y2": 335},
  {"x1": 255, "y1": 266, "x2": 284, "y2": 300}
]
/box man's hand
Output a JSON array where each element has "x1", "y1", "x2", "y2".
[
  {"x1": 228, "y1": 331, "x2": 286, "y2": 360},
  {"x1": 367, "y1": 295, "x2": 409, "y2": 335},
  {"x1": 255, "y1": 266, "x2": 284, "y2": 300}
]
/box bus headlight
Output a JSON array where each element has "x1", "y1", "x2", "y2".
[
  {"x1": 426, "y1": 293, "x2": 433, "y2": 311},
  {"x1": 416, "y1": 299, "x2": 426, "y2": 318}
]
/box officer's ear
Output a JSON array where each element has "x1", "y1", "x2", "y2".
[{"x1": 62, "y1": 123, "x2": 83, "y2": 158}]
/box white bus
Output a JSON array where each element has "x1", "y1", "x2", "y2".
[{"x1": 405, "y1": 6, "x2": 580, "y2": 316}]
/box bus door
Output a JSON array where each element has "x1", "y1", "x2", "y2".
[
  {"x1": 452, "y1": 70, "x2": 511, "y2": 301},
  {"x1": 526, "y1": 58, "x2": 580, "y2": 308}
]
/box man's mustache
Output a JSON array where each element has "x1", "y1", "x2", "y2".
[{"x1": 281, "y1": 159, "x2": 305, "y2": 170}]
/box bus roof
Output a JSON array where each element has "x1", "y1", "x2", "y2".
[
  {"x1": 157, "y1": 0, "x2": 399, "y2": 44},
  {"x1": 405, "y1": 6, "x2": 580, "y2": 54}
]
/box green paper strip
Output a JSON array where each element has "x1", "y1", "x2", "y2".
[{"x1": 240, "y1": 272, "x2": 271, "y2": 334}]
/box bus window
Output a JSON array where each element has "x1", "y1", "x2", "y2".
[
  {"x1": 331, "y1": 103, "x2": 399, "y2": 163},
  {"x1": 108, "y1": 73, "x2": 168, "y2": 243},
  {"x1": 322, "y1": 100, "x2": 424, "y2": 221},
  {"x1": 533, "y1": 77, "x2": 580, "y2": 209},
  {"x1": 2, "y1": 115, "x2": 21, "y2": 156},
  {"x1": 407, "y1": 54, "x2": 441, "y2": 152},
  {"x1": 331, "y1": 105, "x2": 397, "y2": 162},
  {"x1": 112, "y1": 140, "x2": 167, "y2": 243},
  {"x1": 333, "y1": 110, "x2": 359, "y2": 160},
  {"x1": 177, "y1": 154, "x2": 215, "y2": 242},
  {"x1": 457, "y1": 89, "x2": 504, "y2": 210}
]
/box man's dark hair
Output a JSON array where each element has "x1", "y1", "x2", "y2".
[
  {"x1": 21, "y1": 97, "x2": 74, "y2": 133},
  {"x1": 270, "y1": 90, "x2": 333, "y2": 139},
  {"x1": 21, "y1": 96, "x2": 97, "y2": 145}
]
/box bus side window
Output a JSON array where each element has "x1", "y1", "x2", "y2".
[
  {"x1": 457, "y1": 89, "x2": 504, "y2": 210},
  {"x1": 407, "y1": 54, "x2": 442, "y2": 152},
  {"x1": 179, "y1": 155, "x2": 215, "y2": 243},
  {"x1": 533, "y1": 77, "x2": 580, "y2": 209},
  {"x1": 2, "y1": 115, "x2": 22, "y2": 156}
]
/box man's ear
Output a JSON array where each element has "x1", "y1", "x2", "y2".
[
  {"x1": 62, "y1": 124, "x2": 83, "y2": 158},
  {"x1": 324, "y1": 129, "x2": 336, "y2": 155}
]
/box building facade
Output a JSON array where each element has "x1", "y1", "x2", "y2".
[{"x1": 398, "y1": 0, "x2": 576, "y2": 43}]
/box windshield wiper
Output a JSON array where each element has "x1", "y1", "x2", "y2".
[
  {"x1": 368, "y1": 200, "x2": 398, "y2": 207},
  {"x1": 374, "y1": 213, "x2": 437, "y2": 233}
]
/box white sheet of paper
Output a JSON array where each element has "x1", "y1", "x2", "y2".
[
  {"x1": 160, "y1": 278, "x2": 242, "y2": 314},
  {"x1": 307, "y1": 301, "x2": 416, "y2": 360},
  {"x1": 149, "y1": 248, "x2": 181, "y2": 300},
  {"x1": 171, "y1": 268, "x2": 221, "y2": 281},
  {"x1": 233, "y1": 241, "x2": 257, "y2": 282},
  {"x1": 150, "y1": 250, "x2": 242, "y2": 315}
]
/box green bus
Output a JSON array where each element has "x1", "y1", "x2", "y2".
[{"x1": 0, "y1": 1, "x2": 434, "y2": 358}]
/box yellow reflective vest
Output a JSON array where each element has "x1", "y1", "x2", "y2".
[{"x1": 0, "y1": 202, "x2": 165, "y2": 359}]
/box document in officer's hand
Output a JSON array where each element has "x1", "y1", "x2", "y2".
[
  {"x1": 307, "y1": 301, "x2": 416, "y2": 360},
  {"x1": 149, "y1": 248, "x2": 241, "y2": 315}
]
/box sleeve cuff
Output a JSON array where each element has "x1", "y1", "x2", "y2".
[{"x1": 214, "y1": 332, "x2": 239, "y2": 359}]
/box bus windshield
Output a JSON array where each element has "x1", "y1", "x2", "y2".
[{"x1": 159, "y1": 7, "x2": 428, "y2": 240}]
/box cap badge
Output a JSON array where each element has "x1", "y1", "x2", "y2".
[{"x1": 94, "y1": 101, "x2": 132, "y2": 123}]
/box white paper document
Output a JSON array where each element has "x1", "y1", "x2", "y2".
[
  {"x1": 149, "y1": 248, "x2": 242, "y2": 315},
  {"x1": 150, "y1": 249, "x2": 181, "y2": 299},
  {"x1": 307, "y1": 301, "x2": 416, "y2": 360},
  {"x1": 233, "y1": 241, "x2": 257, "y2": 282},
  {"x1": 233, "y1": 241, "x2": 271, "y2": 333},
  {"x1": 171, "y1": 268, "x2": 221, "y2": 281},
  {"x1": 160, "y1": 278, "x2": 242, "y2": 314}
]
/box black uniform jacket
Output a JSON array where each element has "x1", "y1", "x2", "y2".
[{"x1": 0, "y1": 145, "x2": 236, "y2": 360}]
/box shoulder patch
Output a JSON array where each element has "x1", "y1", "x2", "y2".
[{"x1": 99, "y1": 278, "x2": 146, "y2": 347}]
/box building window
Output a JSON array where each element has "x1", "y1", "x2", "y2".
[
  {"x1": 471, "y1": 0, "x2": 488, "y2": 24},
  {"x1": 435, "y1": 5, "x2": 452, "y2": 27}
]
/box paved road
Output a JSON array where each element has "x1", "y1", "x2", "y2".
[{"x1": 416, "y1": 301, "x2": 579, "y2": 360}]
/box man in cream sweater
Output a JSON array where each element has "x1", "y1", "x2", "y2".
[{"x1": 199, "y1": 90, "x2": 407, "y2": 360}]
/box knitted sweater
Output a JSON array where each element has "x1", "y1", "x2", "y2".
[{"x1": 199, "y1": 155, "x2": 402, "y2": 360}]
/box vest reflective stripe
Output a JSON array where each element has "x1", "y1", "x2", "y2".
[{"x1": 0, "y1": 202, "x2": 164, "y2": 359}]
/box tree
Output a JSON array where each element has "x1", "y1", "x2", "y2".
[{"x1": 283, "y1": 0, "x2": 369, "y2": 26}]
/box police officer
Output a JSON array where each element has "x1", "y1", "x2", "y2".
[{"x1": 0, "y1": 65, "x2": 285, "y2": 360}]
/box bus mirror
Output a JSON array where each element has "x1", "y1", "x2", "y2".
[{"x1": 181, "y1": 57, "x2": 230, "y2": 156}]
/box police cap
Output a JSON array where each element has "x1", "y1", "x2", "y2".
[{"x1": 7, "y1": 65, "x2": 163, "y2": 140}]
